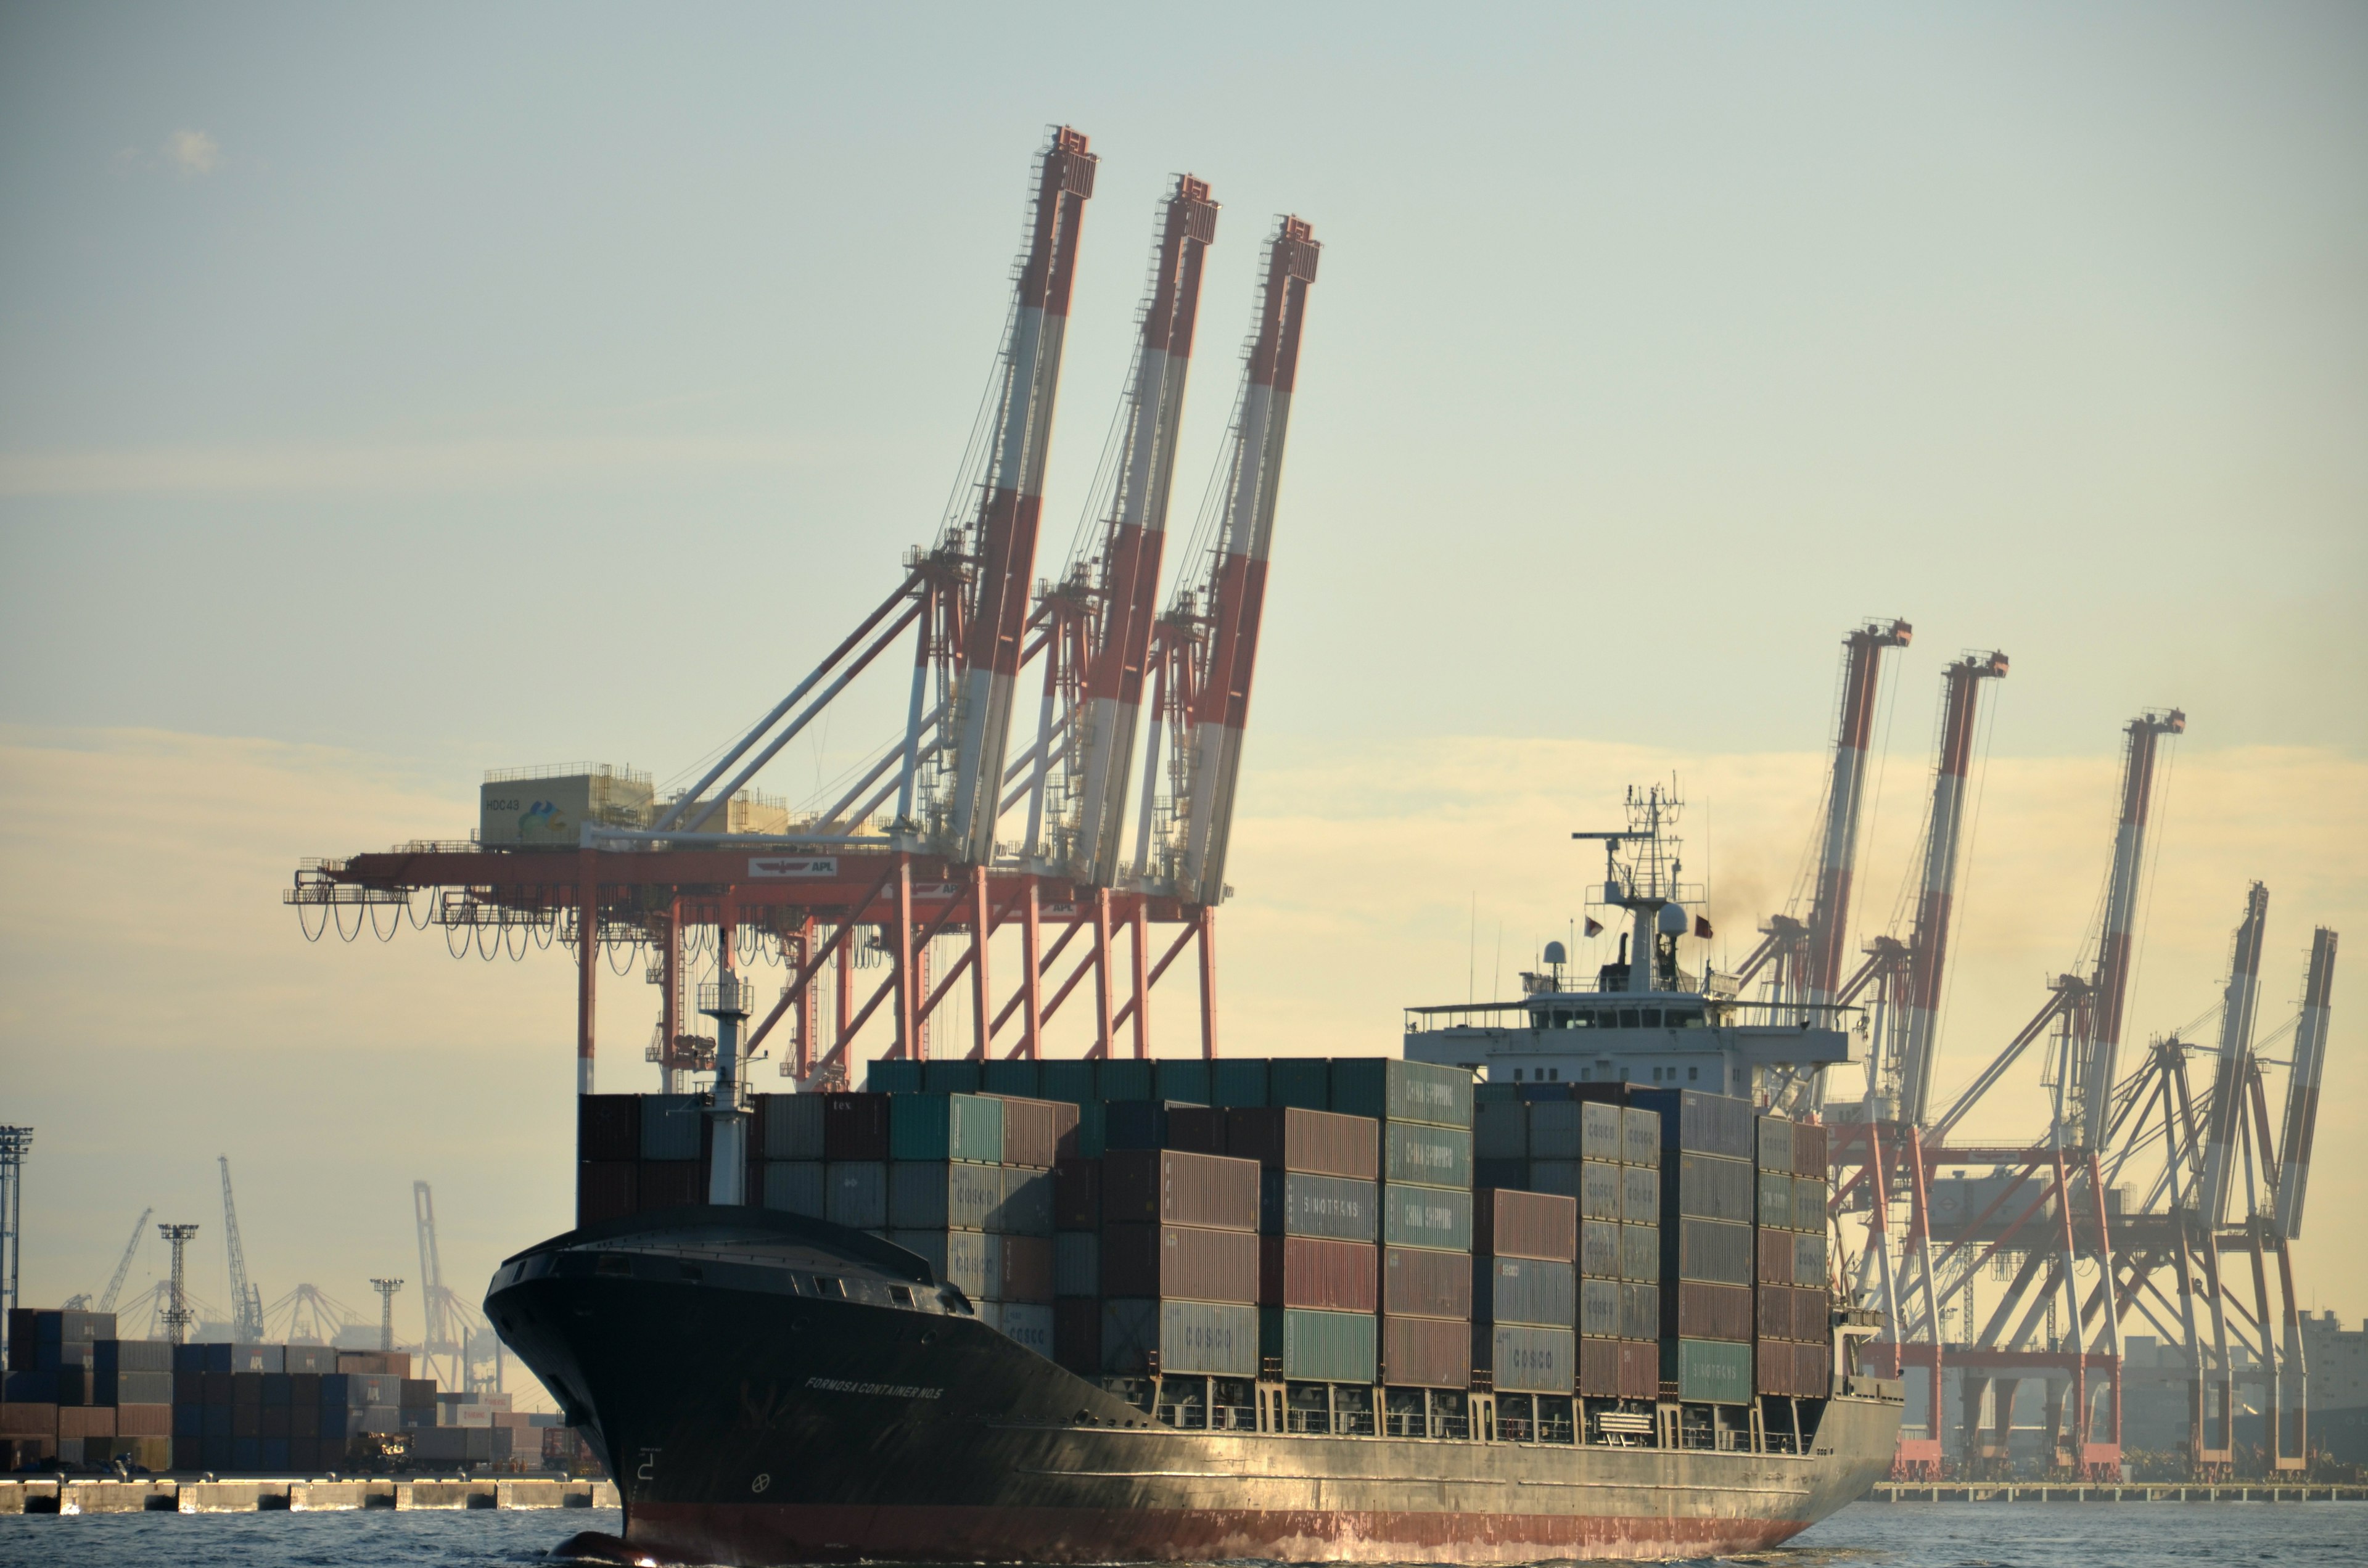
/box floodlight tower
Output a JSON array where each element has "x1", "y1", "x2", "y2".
[
  {"x1": 370, "y1": 1278, "x2": 405, "y2": 1353},
  {"x1": 158, "y1": 1223, "x2": 200, "y2": 1344},
  {"x1": 0, "y1": 1127, "x2": 28, "y2": 1323}
]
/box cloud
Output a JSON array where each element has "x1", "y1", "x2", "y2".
[{"x1": 164, "y1": 129, "x2": 220, "y2": 175}]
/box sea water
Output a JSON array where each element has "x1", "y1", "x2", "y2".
[{"x1": 0, "y1": 1502, "x2": 2362, "y2": 1567}]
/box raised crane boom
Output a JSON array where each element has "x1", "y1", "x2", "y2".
[
  {"x1": 945, "y1": 127, "x2": 1099, "y2": 864},
  {"x1": 1897, "y1": 649, "x2": 2008, "y2": 1127},
  {"x1": 2071, "y1": 706, "x2": 2184, "y2": 1146},
  {"x1": 97, "y1": 1207, "x2": 152, "y2": 1315},
  {"x1": 1155, "y1": 216, "x2": 1320, "y2": 907},
  {"x1": 2272, "y1": 926, "x2": 2338, "y2": 1238},
  {"x1": 2198, "y1": 881, "x2": 2270, "y2": 1223},
  {"x1": 1059, "y1": 175, "x2": 1219, "y2": 885},
  {"x1": 217, "y1": 1157, "x2": 265, "y2": 1342},
  {"x1": 1803, "y1": 618, "x2": 1913, "y2": 1012}
]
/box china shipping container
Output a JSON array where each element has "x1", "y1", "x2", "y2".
[
  {"x1": 1260, "y1": 1307, "x2": 1377, "y2": 1382},
  {"x1": 1263, "y1": 1172, "x2": 1379, "y2": 1241},
  {"x1": 1225, "y1": 1107, "x2": 1381, "y2": 1181},
  {"x1": 1101, "y1": 1149, "x2": 1260, "y2": 1231},
  {"x1": 1664, "y1": 1337, "x2": 1753, "y2": 1403},
  {"x1": 1473, "y1": 1187, "x2": 1577, "y2": 1260},
  {"x1": 1259, "y1": 1235, "x2": 1378, "y2": 1312},
  {"x1": 1100, "y1": 1225, "x2": 1259, "y2": 1303},
  {"x1": 1379, "y1": 1184, "x2": 1473, "y2": 1252},
  {"x1": 1329, "y1": 1059, "x2": 1474, "y2": 1130},
  {"x1": 1384, "y1": 1123, "x2": 1473, "y2": 1189}
]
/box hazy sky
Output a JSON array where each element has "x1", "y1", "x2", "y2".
[{"x1": 3, "y1": 5, "x2": 2364, "y2": 1365}]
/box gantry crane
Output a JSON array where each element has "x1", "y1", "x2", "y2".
[{"x1": 218, "y1": 1157, "x2": 265, "y2": 1343}]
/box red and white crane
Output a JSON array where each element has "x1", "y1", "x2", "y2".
[
  {"x1": 2196, "y1": 880, "x2": 2269, "y2": 1224},
  {"x1": 2068, "y1": 707, "x2": 2185, "y2": 1147},
  {"x1": 1139, "y1": 216, "x2": 1321, "y2": 908},
  {"x1": 2272, "y1": 926, "x2": 2338, "y2": 1238},
  {"x1": 1803, "y1": 619, "x2": 1914, "y2": 1015}
]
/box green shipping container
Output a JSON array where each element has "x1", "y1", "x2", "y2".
[
  {"x1": 1269, "y1": 1058, "x2": 1331, "y2": 1110},
  {"x1": 1259, "y1": 1307, "x2": 1378, "y2": 1383},
  {"x1": 1329, "y1": 1059, "x2": 1473, "y2": 1129},
  {"x1": 1096, "y1": 1060, "x2": 1156, "y2": 1102},
  {"x1": 1381, "y1": 1183, "x2": 1474, "y2": 1251},
  {"x1": 1792, "y1": 1175, "x2": 1829, "y2": 1234},
  {"x1": 1664, "y1": 1337, "x2": 1753, "y2": 1405},
  {"x1": 889, "y1": 1094, "x2": 1004, "y2": 1164},
  {"x1": 1385, "y1": 1123, "x2": 1473, "y2": 1189},
  {"x1": 1757, "y1": 1170, "x2": 1794, "y2": 1231},
  {"x1": 1211, "y1": 1059, "x2": 1270, "y2": 1109},
  {"x1": 1038, "y1": 1060, "x2": 1098, "y2": 1106},
  {"x1": 982, "y1": 1061, "x2": 1042, "y2": 1099},
  {"x1": 1154, "y1": 1061, "x2": 1213, "y2": 1107},
  {"x1": 921, "y1": 1061, "x2": 984, "y2": 1095},
  {"x1": 868, "y1": 1061, "x2": 924, "y2": 1094}
]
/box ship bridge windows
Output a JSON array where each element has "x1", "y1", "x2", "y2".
[{"x1": 1619, "y1": 1009, "x2": 1640, "y2": 1028}]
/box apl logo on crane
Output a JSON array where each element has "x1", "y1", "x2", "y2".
[{"x1": 749, "y1": 856, "x2": 837, "y2": 879}]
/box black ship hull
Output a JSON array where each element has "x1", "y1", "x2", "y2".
[{"x1": 487, "y1": 1208, "x2": 1899, "y2": 1566}]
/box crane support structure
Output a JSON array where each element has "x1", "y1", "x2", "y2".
[
  {"x1": 97, "y1": 1208, "x2": 153, "y2": 1315},
  {"x1": 1896, "y1": 650, "x2": 2007, "y2": 1127},
  {"x1": 2273, "y1": 927, "x2": 2338, "y2": 1238},
  {"x1": 2197, "y1": 882, "x2": 2269, "y2": 1225},
  {"x1": 1162, "y1": 216, "x2": 1321, "y2": 908},
  {"x1": 2072, "y1": 707, "x2": 2184, "y2": 1147},
  {"x1": 1803, "y1": 618, "x2": 1913, "y2": 1013},
  {"x1": 218, "y1": 1157, "x2": 265, "y2": 1343}
]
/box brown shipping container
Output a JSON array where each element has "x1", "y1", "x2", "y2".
[
  {"x1": 1380, "y1": 1315, "x2": 1469, "y2": 1389},
  {"x1": 1164, "y1": 1106, "x2": 1227, "y2": 1154},
  {"x1": 1756, "y1": 1286, "x2": 1790, "y2": 1342},
  {"x1": 1100, "y1": 1224, "x2": 1257, "y2": 1303},
  {"x1": 1100, "y1": 1149, "x2": 1260, "y2": 1231},
  {"x1": 1619, "y1": 1339, "x2": 1660, "y2": 1399},
  {"x1": 823, "y1": 1093, "x2": 892, "y2": 1161},
  {"x1": 1755, "y1": 1339, "x2": 1794, "y2": 1397},
  {"x1": 1578, "y1": 1336, "x2": 1621, "y2": 1397},
  {"x1": 1673, "y1": 1282, "x2": 1754, "y2": 1343},
  {"x1": 1053, "y1": 1297, "x2": 1100, "y2": 1376},
  {"x1": 115, "y1": 1402, "x2": 170, "y2": 1437},
  {"x1": 577, "y1": 1094, "x2": 640, "y2": 1161},
  {"x1": 1381, "y1": 1246, "x2": 1473, "y2": 1320},
  {"x1": 997, "y1": 1235, "x2": 1056, "y2": 1303},
  {"x1": 1223, "y1": 1107, "x2": 1381, "y2": 1181},
  {"x1": 1259, "y1": 1235, "x2": 1378, "y2": 1312},
  {"x1": 1474, "y1": 1187, "x2": 1577, "y2": 1262},
  {"x1": 997, "y1": 1098, "x2": 1062, "y2": 1169},
  {"x1": 1793, "y1": 1122, "x2": 1829, "y2": 1178},
  {"x1": 577, "y1": 1161, "x2": 637, "y2": 1228},
  {"x1": 57, "y1": 1406, "x2": 115, "y2": 1439},
  {"x1": 1757, "y1": 1228, "x2": 1794, "y2": 1286},
  {"x1": 1796, "y1": 1340, "x2": 1832, "y2": 1395},
  {"x1": 1797, "y1": 1287, "x2": 1830, "y2": 1344},
  {"x1": 1054, "y1": 1159, "x2": 1101, "y2": 1228},
  {"x1": 638, "y1": 1160, "x2": 703, "y2": 1211}
]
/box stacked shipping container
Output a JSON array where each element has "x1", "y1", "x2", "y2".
[{"x1": 1754, "y1": 1114, "x2": 1833, "y2": 1398}]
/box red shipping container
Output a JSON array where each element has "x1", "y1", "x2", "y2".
[
  {"x1": 1053, "y1": 1298, "x2": 1101, "y2": 1376},
  {"x1": 1795, "y1": 1287, "x2": 1830, "y2": 1345},
  {"x1": 1100, "y1": 1150, "x2": 1259, "y2": 1231},
  {"x1": 577, "y1": 1094, "x2": 640, "y2": 1162},
  {"x1": 1755, "y1": 1339, "x2": 1793, "y2": 1397},
  {"x1": 1379, "y1": 1315, "x2": 1468, "y2": 1389},
  {"x1": 58, "y1": 1405, "x2": 115, "y2": 1439},
  {"x1": 1578, "y1": 1336, "x2": 1622, "y2": 1397},
  {"x1": 1756, "y1": 1286, "x2": 1788, "y2": 1342},
  {"x1": 1224, "y1": 1107, "x2": 1380, "y2": 1181},
  {"x1": 1054, "y1": 1159, "x2": 1101, "y2": 1229},
  {"x1": 1675, "y1": 1283, "x2": 1753, "y2": 1342},
  {"x1": 577, "y1": 1162, "x2": 637, "y2": 1228},
  {"x1": 1756, "y1": 1228, "x2": 1793, "y2": 1286},
  {"x1": 1101, "y1": 1225, "x2": 1259, "y2": 1303},
  {"x1": 997, "y1": 1098, "x2": 1061, "y2": 1169},
  {"x1": 1475, "y1": 1188, "x2": 1577, "y2": 1262},
  {"x1": 638, "y1": 1160, "x2": 703, "y2": 1211},
  {"x1": 115, "y1": 1403, "x2": 170, "y2": 1437},
  {"x1": 997, "y1": 1236, "x2": 1056, "y2": 1303},
  {"x1": 1619, "y1": 1340, "x2": 1659, "y2": 1400},
  {"x1": 1793, "y1": 1122, "x2": 1828, "y2": 1178},
  {"x1": 1164, "y1": 1106, "x2": 1227, "y2": 1154},
  {"x1": 1259, "y1": 1235, "x2": 1378, "y2": 1312},
  {"x1": 1796, "y1": 1340, "x2": 1832, "y2": 1395},
  {"x1": 823, "y1": 1094, "x2": 892, "y2": 1161},
  {"x1": 1381, "y1": 1246, "x2": 1473, "y2": 1320}
]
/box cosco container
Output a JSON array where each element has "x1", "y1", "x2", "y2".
[
  {"x1": 1100, "y1": 1299, "x2": 1257, "y2": 1377},
  {"x1": 1577, "y1": 1218, "x2": 1619, "y2": 1279},
  {"x1": 995, "y1": 1300, "x2": 1054, "y2": 1357},
  {"x1": 1379, "y1": 1314, "x2": 1468, "y2": 1389},
  {"x1": 1668, "y1": 1281, "x2": 1753, "y2": 1342},
  {"x1": 1260, "y1": 1307, "x2": 1377, "y2": 1383},
  {"x1": 1793, "y1": 1175, "x2": 1829, "y2": 1234},
  {"x1": 1579, "y1": 1277, "x2": 1618, "y2": 1337},
  {"x1": 761, "y1": 1094, "x2": 826, "y2": 1160},
  {"x1": 1485, "y1": 1324, "x2": 1574, "y2": 1394},
  {"x1": 1259, "y1": 1235, "x2": 1378, "y2": 1312},
  {"x1": 1666, "y1": 1153, "x2": 1754, "y2": 1223},
  {"x1": 1379, "y1": 1184, "x2": 1473, "y2": 1252},
  {"x1": 1526, "y1": 1101, "x2": 1581, "y2": 1160},
  {"x1": 1758, "y1": 1169, "x2": 1795, "y2": 1230},
  {"x1": 1226, "y1": 1107, "x2": 1380, "y2": 1181},
  {"x1": 1262, "y1": 1172, "x2": 1379, "y2": 1242},
  {"x1": 760, "y1": 1161, "x2": 825, "y2": 1218},
  {"x1": 1328, "y1": 1059, "x2": 1473, "y2": 1130},
  {"x1": 1474, "y1": 1100, "x2": 1527, "y2": 1159},
  {"x1": 1100, "y1": 1224, "x2": 1259, "y2": 1303},
  {"x1": 1621, "y1": 1088, "x2": 1754, "y2": 1159},
  {"x1": 1384, "y1": 1123, "x2": 1473, "y2": 1189},
  {"x1": 1473, "y1": 1187, "x2": 1576, "y2": 1260},
  {"x1": 1054, "y1": 1231, "x2": 1099, "y2": 1297},
  {"x1": 1793, "y1": 1230, "x2": 1829, "y2": 1286},
  {"x1": 1381, "y1": 1246, "x2": 1473, "y2": 1320},
  {"x1": 1665, "y1": 1337, "x2": 1753, "y2": 1405},
  {"x1": 887, "y1": 1162, "x2": 1001, "y2": 1231},
  {"x1": 1268, "y1": 1057, "x2": 1331, "y2": 1110},
  {"x1": 889, "y1": 1229, "x2": 997, "y2": 1300},
  {"x1": 1579, "y1": 1160, "x2": 1621, "y2": 1220},
  {"x1": 1581, "y1": 1102, "x2": 1623, "y2": 1162},
  {"x1": 1622, "y1": 1107, "x2": 1661, "y2": 1166},
  {"x1": 1670, "y1": 1218, "x2": 1753, "y2": 1285},
  {"x1": 824, "y1": 1162, "x2": 888, "y2": 1230},
  {"x1": 640, "y1": 1094, "x2": 705, "y2": 1160},
  {"x1": 1101, "y1": 1149, "x2": 1260, "y2": 1231},
  {"x1": 1618, "y1": 1281, "x2": 1659, "y2": 1341},
  {"x1": 1472, "y1": 1255, "x2": 1575, "y2": 1328},
  {"x1": 889, "y1": 1094, "x2": 1003, "y2": 1164},
  {"x1": 1756, "y1": 1115, "x2": 1795, "y2": 1173},
  {"x1": 1621, "y1": 1166, "x2": 1660, "y2": 1223}
]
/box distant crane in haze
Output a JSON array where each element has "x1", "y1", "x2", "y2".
[
  {"x1": 64, "y1": 1207, "x2": 155, "y2": 1313},
  {"x1": 219, "y1": 1157, "x2": 266, "y2": 1342}
]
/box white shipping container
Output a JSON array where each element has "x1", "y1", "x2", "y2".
[{"x1": 479, "y1": 766, "x2": 653, "y2": 846}]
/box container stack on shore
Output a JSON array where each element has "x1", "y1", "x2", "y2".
[{"x1": 1, "y1": 1310, "x2": 171, "y2": 1471}]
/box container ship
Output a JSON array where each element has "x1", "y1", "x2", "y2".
[{"x1": 488, "y1": 798, "x2": 1902, "y2": 1564}]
